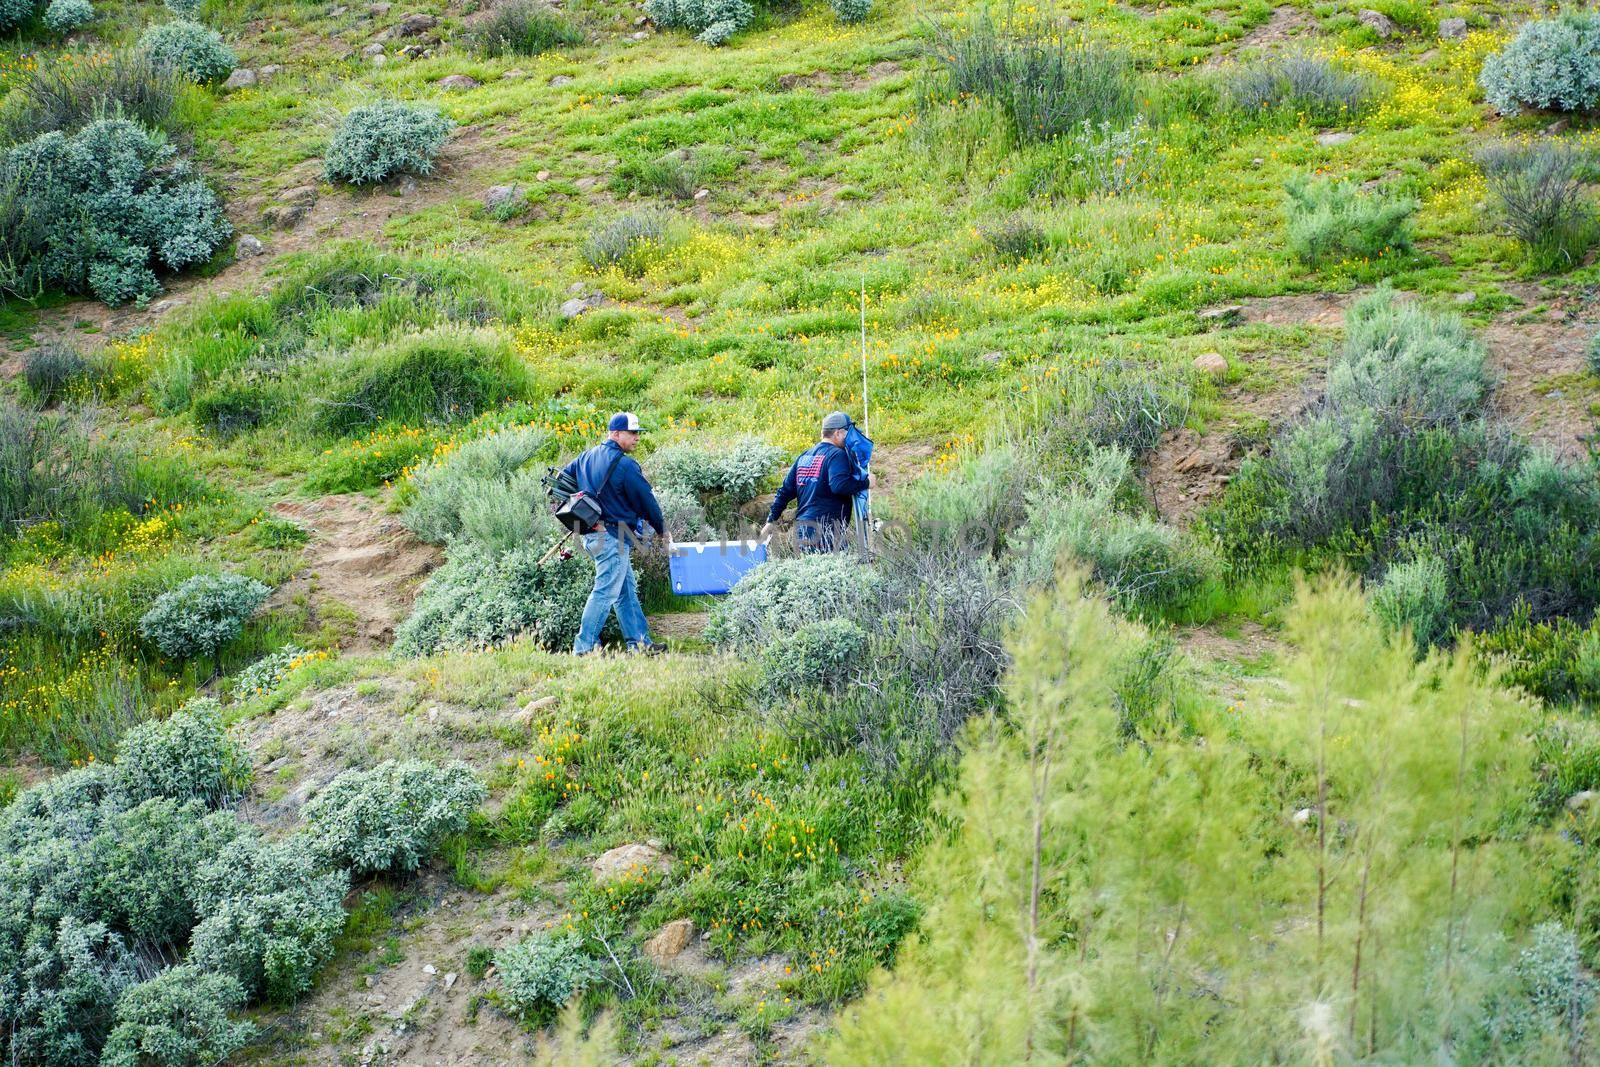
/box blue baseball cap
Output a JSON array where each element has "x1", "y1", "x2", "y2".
[{"x1": 607, "y1": 412, "x2": 642, "y2": 432}]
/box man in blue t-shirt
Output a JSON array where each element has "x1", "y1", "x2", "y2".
[
  {"x1": 761, "y1": 411, "x2": 874, "y2": 553},
  {"x1": 562, "y1": 412, "x2": 668, "y2": 655}
]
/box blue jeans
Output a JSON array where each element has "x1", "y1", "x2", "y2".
[{"x1": 573, "y1": 529, "x2": 652, "y2": 654}]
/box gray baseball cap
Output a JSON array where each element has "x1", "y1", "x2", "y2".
[{"x1": 821, "y1": 411, "x2": 851, "y2": 432}]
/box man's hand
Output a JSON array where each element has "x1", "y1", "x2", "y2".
[
  {"x1": 867, "y1": 472, "x2": 877, "y2": 489},
  {"x1": 759, "y1": 522, "x2": 776, "y2": 542}
]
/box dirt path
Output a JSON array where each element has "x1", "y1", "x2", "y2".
[{"x1": 269, "y1": 493, "x2": 443, "y2": 653}]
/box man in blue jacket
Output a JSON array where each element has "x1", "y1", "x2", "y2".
[
  {"x1": 761, "y1": 411, "x2": 874, "y2": 553},
  {"x1": 563, "y1": 412, "x2": 668, "y2": 655}
]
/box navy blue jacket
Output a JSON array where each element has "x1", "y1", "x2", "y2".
[
  {"x1": 563, "y1": 440, "x2": 666, "y2": 539},
  {"x1": 767, "y1": 441, "x2": 869, "y2": 525}
]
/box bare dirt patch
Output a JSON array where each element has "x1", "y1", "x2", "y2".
[
  {"x1": 1145, "y1": 426, "x2": 1245, "y2": 523},
  {"x1": 1481, "y1": 319, "x2": 1598, "y2": 460},
  {"x1": 269, "y1": 493, "x2": 443, "y2": 653},
  {"x1": 1203, "y1": 4, "x2": 1320, "y2": 67},
  {"x1": 1233, "y1": 290, "x2": 1358, "y2": 328}
]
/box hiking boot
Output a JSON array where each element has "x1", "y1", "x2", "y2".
[{"x1": 629, "y1": 642, "x2": 665, "y2": 656}]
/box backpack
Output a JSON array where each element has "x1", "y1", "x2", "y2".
[{"x1": 548, "y1": 449, "x2": 622, "y2": 534}]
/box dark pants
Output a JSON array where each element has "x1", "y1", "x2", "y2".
[{"x1": 796, "y1": 520, "x2": 850, "y2": 554}]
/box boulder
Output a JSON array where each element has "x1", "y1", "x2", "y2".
[
  {"x1": 1197, "y1": 304, "x2": 1243, "y2": 325},
  {"x1": 560, "y1": 293, "x2": 604, "y2": 319},
  {"x1": 502, "y1": 68, "x2": 528, "y2": 79},
  {"x1": 483, "y1": 184, "x2": 522, "y2": 211},
  {"x1": 693, "y1": 188, "x2": 710, "y2": 200},
  {"x1": 280, "y1": 184, "x2": 319, "y2": 204},
  {"x1": 593, "y1": 842, "x2": 669, "y2": 883},
  {"x1": 223, "y1": 68, "x2": 258, "y2": 90},
  {"x1": 776, "y1": 72, "x2": 802, "y2": 91},
  {"x1": 550, "y1": 74, "x2": 573, "y2": 86},
  {"x1": 1438, "y1": 16, "x2": 1466, "y2": 40},
  {"x1": 438, "y1": 74, "x2": 480, "y2": 90},
  {"x1": 536, "y1": 169, "x2": 551, "y2": 181},
  {"x1": 1192, "y1": 351, "x2": 1229, "y2": 378},
  {"x1": 644, "y1": 919, "x2": 694, "y2": 963},
  {"x1": 1315, "y1": 130, "x2": 1353, "y2": 147},
  {"x1": 395, "y1": 12, "x2": 436, "y2": 35},
  {"x1": 370, "y1": 1, "x2": 391, "y2": 13},
  {"x1": 259, "y1": 64, "x2": 284, "y2": 79},
  {"x1": 362, "y1": 42, "x2": 386, "y2": 55},
  {"x1": 1567, "y1": 790, "x2": 1599, "y2": 813},
  {"x1": 1357, "y1": 9, "x2": 1395, "y2": 37},
  {"x1": 236, "y1": 234, "x2": 266, "y2": 258}
]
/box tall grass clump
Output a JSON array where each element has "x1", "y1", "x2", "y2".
[
  {"x1": 582, "y1": 212, "x2": 669, "y2": 276},
  {"x1": 469, "y1": 0, "x2": 584, "y2": 55},
  {"x1": 1480, "y1": 11, "x2": 1600, "y2": 116},
  {"x1": 1477, "y1": 140, "x2": 1595, "y2": 272},
  {"x1": 311, "y1": 329, "x2": 528, "y2": 437},
  {"x1": 0, "y1": 51, "x2": 186, "y2": 146},
  {"x1": 1226, "y1": 53, "x2": 1372, "y2": 123},
  {"x1": 1285, "y1": 177, "x2": 1417, "y2": 267},
  {"x1": 21, "y1": 343, "x2": 92, "y2": 407},
  {"x1": 924, "y1": 13, "x2": 1137, "y2": 145},
  {"x1": 826, "y1": 574, "x2": 1564, "y2": 1063}
]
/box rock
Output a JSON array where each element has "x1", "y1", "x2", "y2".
[
  {"x1": 1250, "y1": 156, "x2": 1264, "y2": 166},
  {"x1": 1454, "y1": 290, "x2": 1475, "y2": 305},
  {"x1": 149, "y1": 299, "x2": 185, "y2": 315},
  {"x1": 536, "y1": 169, "x2": 550, "y2": 180},
  {"x1": 568, "y1": 282, "x2": 586, "y2": 294},
  {"x1": 223, "y1": 68, "x2": 258, "y2": 90},
  {"x1": 362, "y1": 42, "x2": 386, "y2": 55},
  {"x1": 560, "y1": 293, "x2": 603, "y2": 319},
  {"x1": 1197, "y1": 304, "x2": 1243, "y2": 325},
  {"x1": 1567, "y1": 790, "x2": 1599, "y2": 812},
  {"x1": 502, "y1": 68, "x2": 527, "y2": 79},
  {"x1": 630, "y1": 30, "x2": 649, "y2": 40},
  {"x1": 633, "y1": 14, "x2": 650, "y2": 25},
  {"x1": 370, "y1": 1, "x2": 391, "y2": 12},
  {"x1": 439, "y1": 74, "x2": 479, "y2": 90},
  {"x1": 397, "y1": 43, "x2": 428, "y2": 59},
  {"x1": 331, "y1": 4, "x2": 349, "y2": 14},
  {"x1": 777, "y1": 73, "x2": 802, "y2": 91},
  {"x1": 259, "y1": 64, "x2": 284, "y2": 79},
  {"x1": 593, "y1": 842, "x2": 669, "y2": 883},
  {"x1": 443, "y1": 972, "x2": 458, "y2": 991},
  {"x1": 644, "y1": 919, "x2": 694, "y2": 963},
  {"x1": 979, "y1": 350, "x2": 1003, "y2": 365},
  {"x1": 281, "y1": 184, "x2": 318, "y2": 205},
  {"x1": 398, "y1": 175, "x2": 419, "y2": 196},
  {"x1": 422, "y1": 963, "x2": 437, "y2": 975},
  {"x1": 550, "y1": 74, "x2": 573, "y2": 86},
  {"x1": 236, "y1": 234, "x2": 266, "y2": 258},
  {"x1": 1292, "y1": 807, "x2": 1314, "y2": 828},
  {"x1": 395, "y1": 12, "x2": 436, "y2": 35},
  {"x1": 574, "y1": 176, "x2": 599, "y2": 191},
  {"x1": 521, "y1": 694, "x2": 559, "y2": 715},
  {"x1": 263, "y1": 204, "x2": 308, "y2": 229},
  {"x1": 1545, "y1": 117, "x2": 1571, "y2": 136},
  {"x1": 1192, "y1": 351, "x2": 1229, "y2": 378},
  {"x1": 1438, "y1": 16, "x2": 1466, "y2": 40},
  {"x1": 1357, "y1": 9, "x2": 1395, "y2": 37},
  {"x1": 483, "y1": 184, "x2": 521, "y2": 210},
  {"x1": 1315, "y1": 130, "x2": 1353, "y2": 147},
  {"x1": 693, "y1": 188, "x2": 710, "y2": 200},
  {"x1": 370, "y1": 53, "x2": 387, "y2": 66}
]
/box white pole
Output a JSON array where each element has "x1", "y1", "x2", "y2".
[{"x1": 860, "y1": 278, "x2": 869, "y2": 437}]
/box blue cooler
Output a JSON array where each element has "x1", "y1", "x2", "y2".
[{"x1": 669, "y1": 540, "x2": 768, "y2": 595}]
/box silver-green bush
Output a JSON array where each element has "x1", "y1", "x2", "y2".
[
  {"x1": 138, "y1": 20, "x2": 236, "y2": 83},
  {"x1": 42, "y1": 0, "x2": 92, "y2": 34},
  {"x1": 651, "y1": 435, "x2": 783, "y2": 530},
  {"x1": 1328, "y1": 288, "x2": 1490, "y2": 425},
  {"x1": 188, "y1": 835, "x2": 349, "y2": 1004},
  {"x1": 231, "y1": 644, "x2": 309, "y2": 700},
  {"x1": 1480, "y1": 12, "x2": 1600, "y2": 117},
  {"x1": 644, "y1": 0, "x2": 753, "y2": 45},
  {"x1": 396, "y1": 538, "x2": 597, "y2": 654},
  {"x1": 1284, "y1": 177, "x2": 1417, "y2": 266},
  {"x1": 1370, "y1": 554, "x2": 1451, "y2": 647},
  {"x1": 1, "y1": 916, "x2": 138, "y2": 1066},
  {"x1": 100, "y1": 965, "x2": 255, "y2": 1067},
  {"x1": 493, "y1": 932, "x2": 599, "y2": 1018},
  {"x1": 323, "y1": 101, "x2": 454, "y2": 186},
  {"x1": 705, "y1": 554, "x2": 881, "y2": 649},
  {"x1": 112, "y1": 698, "x2": 251, "y2": 807},
  {"x1": 401, "y1": 427, "x2": 551, "y2": 550},
  {"x1": 0, "y1": 119, "x2": 231, "y2": 306},
  {"x1": 137, "y1": 572, "x2": 270, "y2": 668},
  {"x1": 760, "y1": 618, "x2": 867, "y2": 700},
  {"x1": 302, "y1": 759, "x2": 486, "y2": 875}
]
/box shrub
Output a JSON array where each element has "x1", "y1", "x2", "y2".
[
  {"x1": 100, "y1": 966, "x2": 255, "y2": 1067},
  {"x1": 1225, "y1": 54, "x2": 1371, "y2": 123},
  {"x1": 137, "y1": 572, "x2": 270, "y2": 671},
  {"x1": 650, "y1": 435, "x2": 783, "y2": 530},
  {"x1": 1284, "y1": 176, "x2": 1417, "y2": 266},
  {"x1": 925, "y1": 14, "x2": 1137, "y2": 145},
  {"x1": 582, "y1": 211, "x2": 668, "y2": 276},
  {"x1": 163, "y1": 0, "x2": 201, "y2": 13},
  {"x1": 231, "y1": 643, "x2": 311, "y2": 699},
  {"x1": 43, "y1": 0, "x2": 93, "y2": 34},
  {"x1": 303, "y1": 759, "x2": 486, "y2": 875},
  {"x1": 89, "y1": 798, "x2": 244, "y2": 950},
  {"x1": 1370, "y1": 554, "x2": 1450, "y2": 646},
  {"x1": 395, "y1": 538, "x2": 598, "y2": 654},
  {"x1": 645, "y1": 0, "x2": 753, "y2": 46},
  {"x1": 760, "y1": 618, "x2": 867, "y2": 700},
  {"x1": 980, "y1": 215, "x2": 1048, "y2": 262},
  {"x1": 1069, "y1": 117, "x2": 1158, "y2": 198},
  {"x1": 1477, "y1": 609, "x2": 1600, "y2": 709},
  {"x1": 0, "y1": 50, "x2": 184, "y2": 145},
  {"x1": 1328, "y1": 288, "x2": 1491, "y2": 425},
  {"x1": 1479, "y1": 12, "x2": 1600, "y2": 117},
  {"x1": 1467, "y1": 923, "x2": 1596, "y2": 1058},
  {"x1": 112, "y1": 699, "x2": 251, "y2": 807},
  {"x1": 494, "y1": 932, "x2": 600, "y2": 1019},
  {"x1": 401, "y1": 427, "x2": 551, "y2": 549},
  {"x1": 1588, "y1": 329, "x2": 1600, "y2": 377},
  {"x1": 137, "y1": 21, "x2": 236, "y2": 84},
  {"x1": 323, "y1": 101, "x2": 453, "y2": 186},
  {"x1": 1476, "y1": 140, "x2": 1594, "y2": 272},
  {"x1": 706, "y1": 554, "x2": 880, "y2": 649},
  {"x1": 611, "y1": 148, "x2": 718, "y2": 201},
  {"x1": 469, "y1": 0, "x2": 583, "y2": 56},
  {"x1": 188, "y1": 834, "x2": 349, "y2": 1004},
  {"x1": 829, "y1": 0, "x2": 870, "y2": 24},
  {"x1": 0, "y1": 119, "x2": 231, "y2": 306},
  {"x1": 312, "y1": 330, "x2": 525, "y2": 437},
  {"x1": 21, "y1": 343, "x2": 90, "y2": 407},
  {"x1": 0, "y1": 917, "x2": 139, "y2": 1066},
  {"x1": 191, "y1": 378, "x2": 281, "y2": 438},
  {"x1": 0, "y1": 0, "x2": 35, "y2": 31}
]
